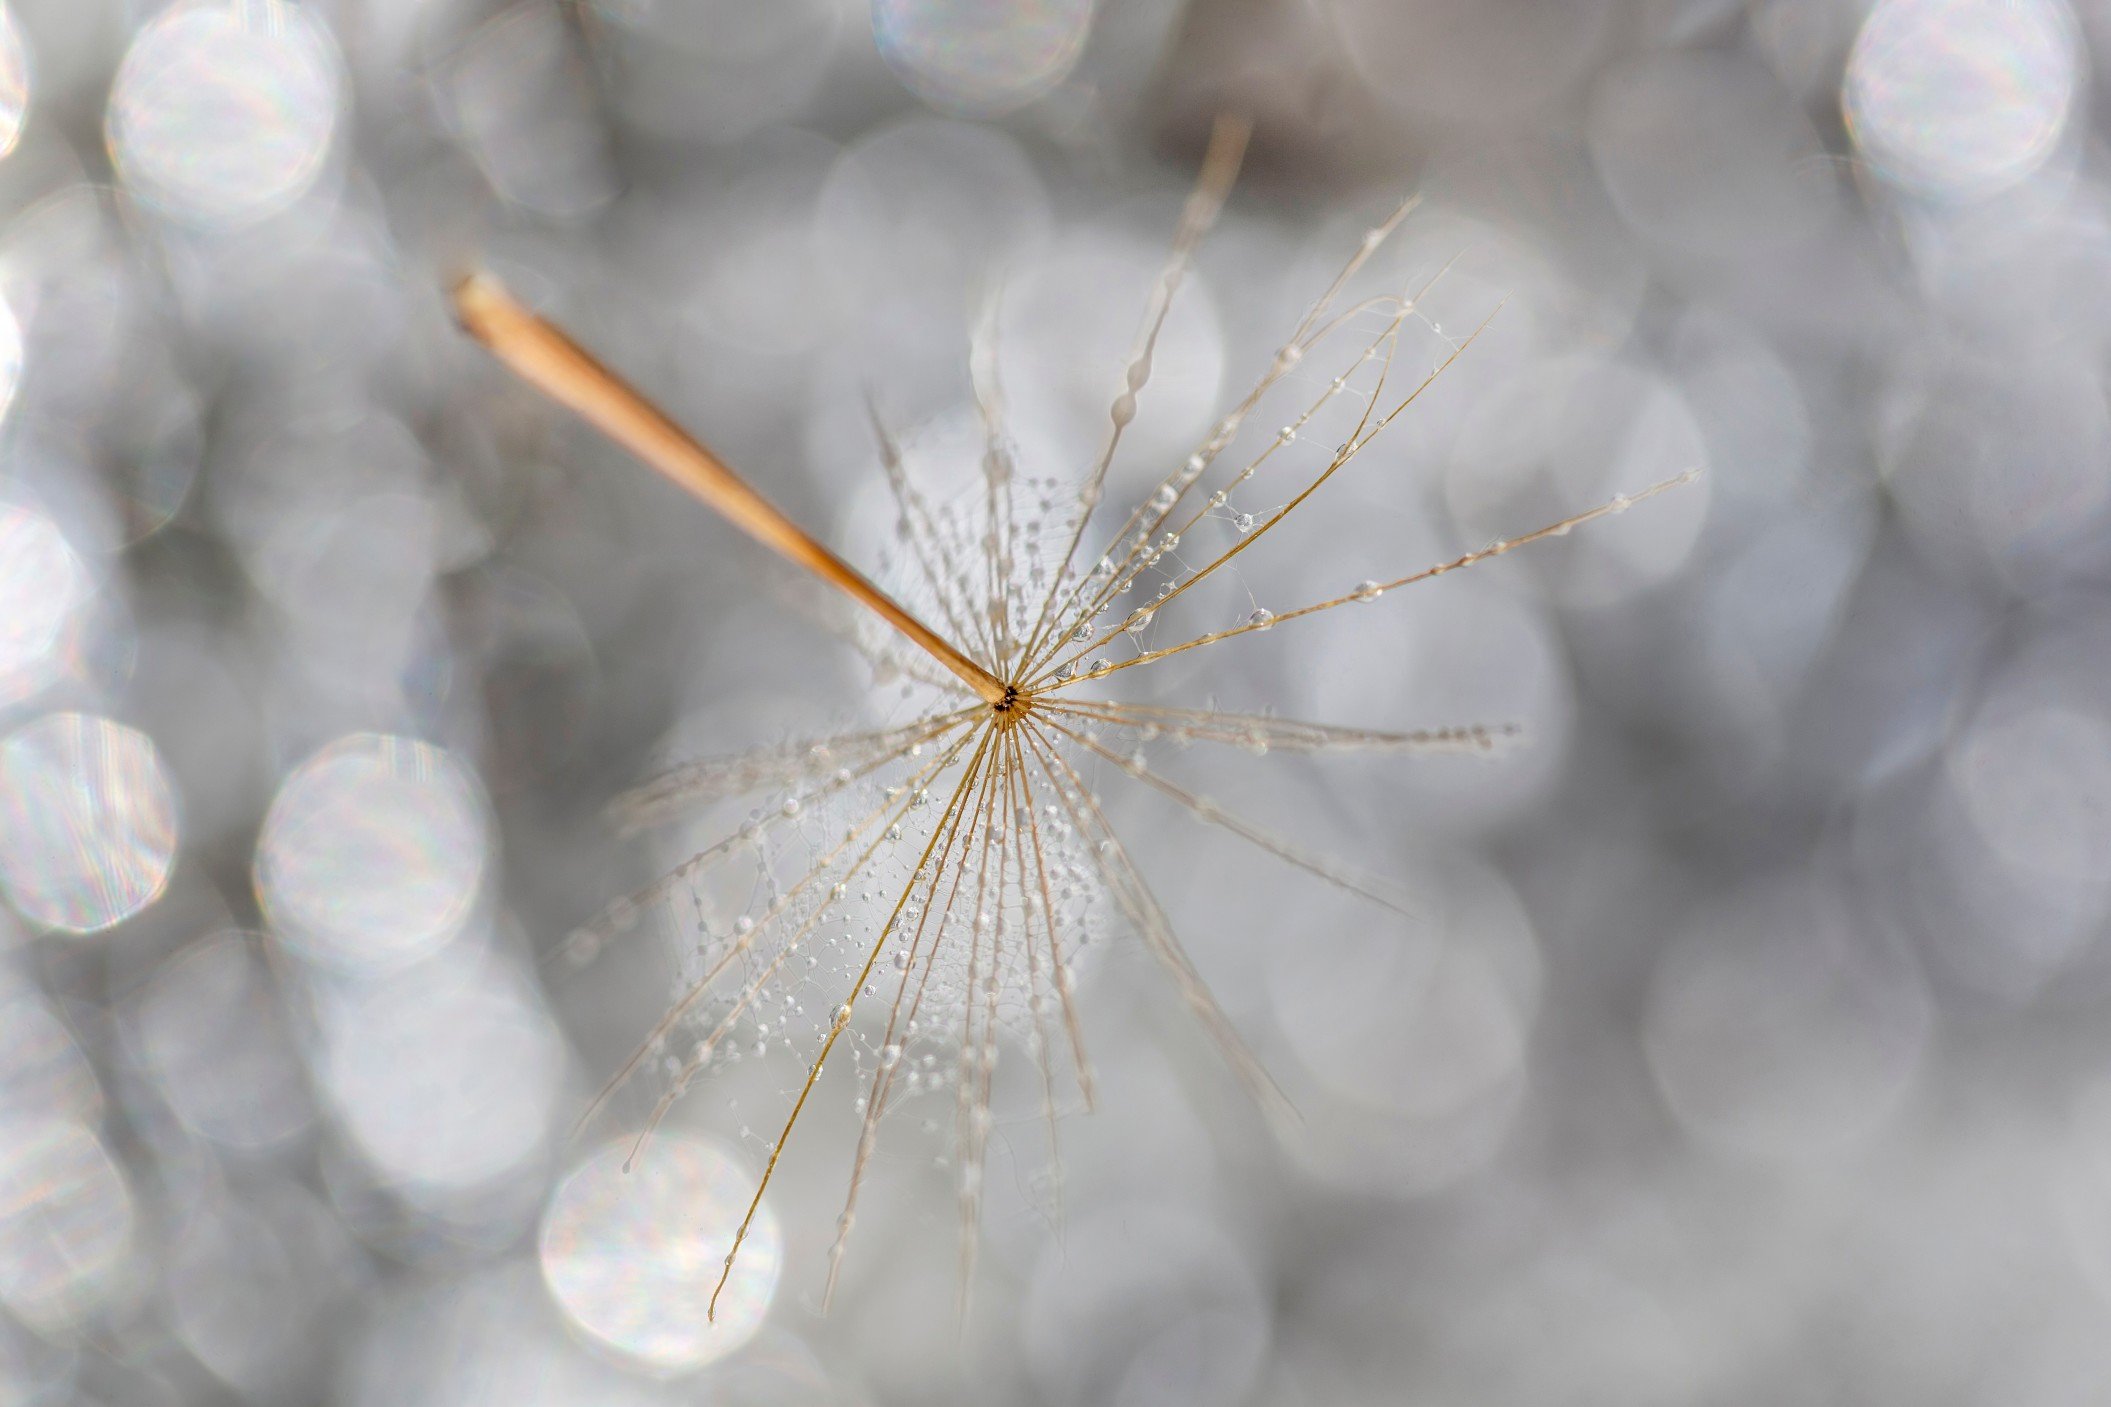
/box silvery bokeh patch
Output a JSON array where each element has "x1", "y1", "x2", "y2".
[{"x1": 0, "y1": 0, "x2": 2106, "y2": 1401}]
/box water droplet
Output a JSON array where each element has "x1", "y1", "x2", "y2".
[
  {"x1": 1149, "y1": 485, "x2": 1177, "y2": 512},
  {"x1": 909, "y1": 788, "x2": 929, "y2": 809},
  {"x1": 1234, "y1": 512, "x2": 1256, "y2": 534},
  {"x1": 1247, "y1": 608, "x2": 1274, "y2": 630},
  {"x1": 1278, "y1": 425, "x2": 1297, "y2": 442},
  {"x1": 734, "y1": 915, "x2": 755, "y2": 936},
  {"x1": 1124, "y1": 608, "x2": 1153, "y2": 635},
  {"x1": 779, "y1": 797, "x2": 801, "y2": 818},
  {"x1": 891, "y1": 950, "x2": 910, "y2": 971},
  {"x1": 1351, "y1": 580, "x2": 1382, "y2": 602},
  {"x1": 833, "y1": 1004, "x2": 852, "y2": 1028}
]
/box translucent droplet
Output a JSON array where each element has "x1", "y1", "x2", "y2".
[
  {"x1": 1246, "y1": 608, "x2": 1274, "y2": 630},
  {"x1": 1351, "y1": 580, "x2": 1382, "y2": 602},
  {"x1": 779, "y1": 796, "x2": 801, "y2": 818},
  {"x1": 1234, "y1": 512, "x2": 1256, "y2": 534}
]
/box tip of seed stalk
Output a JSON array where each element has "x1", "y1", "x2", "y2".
[{"x1": 449, "y1": 270, "x2": 510, "y2": 342}]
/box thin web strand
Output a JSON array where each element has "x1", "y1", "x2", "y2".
[
  {"x1": 1035, "y1": 712, "x2": 1414, "y2": 918},
  {"x1": 1007, "y1": 719, "x2": 1096, "y2": 1108},
  {"x1": 1042, "y1": 700, "x2": 1521, "y2": 758},
  {"x1": 824, "y1": 718, "x2": 1008, "y2": 1308},
  {"x1": 709, "y1": 720, "x2": 1003, "y2": 1320},
  {"x1": 1019, "y1": 207, "x2": 1424, "y2": 672},
  {"x1": 1015, "y1": 718, "x2": 1292, "y2": 1126},
  {"x1": 576, "y1": 721, "x2": 978, "y2": 1141},
  {"x1": 1040, "y1": 259, "x2": 1460, "y2": 675},
  {"x1": 1027, "y1": 300, "x2": 1496, "y2": 692},
  {"x1": 866, "y1": 397, "x2": 999, "y2": 669},
  {"x1": 1038, "y1": 468, "x2": 1703, "y2": 695},
  {"x1": 1015, "y1": 116, "x2": 1251, "y2": 670}
]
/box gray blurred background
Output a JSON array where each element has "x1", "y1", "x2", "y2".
[{"x1": 1, "y1": 0, "x2": 2109, "y2": 1401}]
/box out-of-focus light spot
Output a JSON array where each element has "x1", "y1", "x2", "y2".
[
  {"x1": 539, "y1": 1135, "x2": 781, "y2": 1371},
  {"x1": 1445, "y1": 357, "x2": 1710, "y2": 606},
  {"x1": 441, "y1": 3, "x2": 615, "y2": 220},
  {"x1": 1646, "y1": 875, "x2": 1930, "y2": 1159},
  {"x1": 1268, "y1": 865, "x2": 1540, "y2": 1196},
  {"x1": 159, "y1": 1179, "x2": 359, "y2": 1400},
  {"x1": 1878, "y1": 351, "x2": 2111, "y2": 587},
  {"x1": 1022, "y1": 1204, "x2": 1267, "y2": 1407},
  {"x1": 105, "y1": 2, "x2": 342, "y2": 228},
  {"x1": 0, "y1": 713, "x2": 177, "y2": 934},
  {"x1": 815, "y1": 118, "x2": 1051, "y2": 349},
  {"x1": 0, "y1": 502, "x2": 88, "y2": 708},
  {"x1": 998, "y1": 226, "x2": 1225, "y2": 491},
  {"x1": 319, "y1": 963, "x2": 563, "y2": 1201},
  {"x1": 0, "y1": 3, "x2": 27, "y2": 161},
  {"x1": 1295, "y1": 578, "x2": 1574, "y2": 833},
  {"x1": 1336, "y1": 0, "x2": 1618, "y2": 127},
  {"x1": 132, "y1": 932, "x2": 313, "y2": 1151},
  {"x1": 343, "y1": 1265, "x2": 670, "y2": 1407},
  {"x1": 1271, "y1": 866, "x2": 1539, "y2": 1118},
  {"x1": 0, "y1": 1311, "x2": 76, "y2": 1406},
  {"x1": 0, "y1": 292, "x2": 20, "y2": 427},
  {"x1": 0, "y1": 1118, "x2": 134, "y2": 1332},
  {"x1": 1949, "y1": 702, "x2": 2111, "y2": 895},
  {"x1": 0, "y1": 992, "x2": 100, "y2": 1129},
  {"x1": 591, "y1": 0, "x2": 843, "y2": 144},
  {"x1": 1845, "y1": 0, "x2": 2082, "y2": 200},
  {"x1": 254, "y1": 734, "x2": 488, "y2": 973},
  {"x1": 1589, "y1": 51, "x2": 1832, "y2": 255},
  {"x1": 873, "y1": 0, "x2": 1093, "y2": 116}
]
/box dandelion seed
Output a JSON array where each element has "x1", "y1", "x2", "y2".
[{"x1": 453, "y1": 114, "x2": 1694, "y2": 1324}]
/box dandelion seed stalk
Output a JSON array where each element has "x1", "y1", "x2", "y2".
[{"x1": 452, "y1": 114, "x2": 1699, "y2": 1328}]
